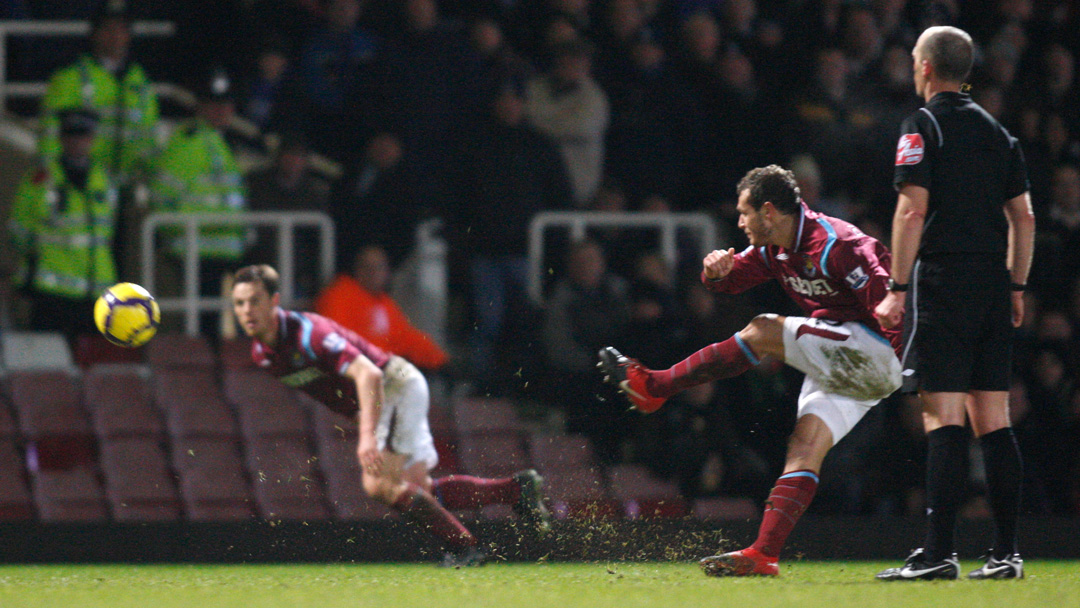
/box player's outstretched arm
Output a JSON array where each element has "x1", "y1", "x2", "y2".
[{"x1": 346, "y1": 355, "x2": 385, "y2": 475}]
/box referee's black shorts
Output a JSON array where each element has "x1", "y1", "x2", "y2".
[{"x1": 901, "y1": 253, "x2": 1013, "y2": 393}]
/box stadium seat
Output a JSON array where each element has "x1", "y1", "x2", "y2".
[
  {"x1": 223, "y1": 369, "x2": 309, "y2": 440},
  {"x1": 0, "y1": 331, "x2": 76, "y2": 372},
  {"x1": 31, "y1": 465, "x2": 109, "y2": 522},
  {"x1": 452, "y1": 398, "x2": 524, "y2": 435},
  {"x1": 85, "y1": 364, "x2": 163, "y2": 439},
  {"x1": 244, "y1": 438, "x2": 329, "y2": 521},
  {"x1": 541, "y1": 467, "x2": 620, "y2": 520},
  {"x1": 527, "y1": 433, "x2": 601, "y2": 473},
  {"x1": 0, "y1": 439, "x2": 34, "y2": 520},
  {"x1": 145, "y1": 333, "x2": 216, "y2": 369},
  {"x1": 691, "y1": 496, "x2": 760, "y2": 521},
  {"x1": 454, "y1": 434, "x2": 531, "y2": 479},
  {"x1": 154, "y1": 369, "x2": 238, "y2": 439},
  {"x1": 73, "y1": 333, "x2": 145, "y2": 368},
  {"x1": 171, "y1": 437, "x2": 254, "y2": 521},
  {"x1": 99, "y1": 437, "x2": 181, "y2": 521},
  {"x1": 0, "y1": 397, "x2": 17, "y2": 438},
  {"x1": 218, "y1": 337, "x2": 255, "y2": 369},
  {"x1": 607, "y1": 464, "x2": 689, "y2": 519},
  {"x1": 10, "y1": 370, "x2": 97, "y2": 470}
]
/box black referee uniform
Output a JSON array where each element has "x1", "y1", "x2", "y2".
[{"x1": 894, "y1": 91, "x2": 1029, "y2": 393}]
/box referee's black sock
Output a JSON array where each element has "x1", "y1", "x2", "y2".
[
  {"x1": 924, "y1": 425, "x2": 968, "y2": 562},
  {"x1": 980, "y1": 427, "x2": 1023, "y2": 558}
]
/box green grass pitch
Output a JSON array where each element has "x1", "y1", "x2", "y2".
[{"x1": 1, "y1": 561, "x2": 1077, "y2": 608}]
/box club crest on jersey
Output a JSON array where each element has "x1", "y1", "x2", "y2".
[
  {"x1": 801, "y1": 256, "x2": 817, "y2": 278},
  {"x1": 895, "y1": 133, "x2": 924, "y2": 165},
  {"x1": 292, "y1": 352, "x2": 304, "y2": 368},
  {"x1": 845, "y1": 265, "x2": 870, "y2": 290}
]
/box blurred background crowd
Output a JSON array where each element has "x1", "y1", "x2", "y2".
[{"x1": 0, "y1": 0, "x2": 1078, "y2": 520}]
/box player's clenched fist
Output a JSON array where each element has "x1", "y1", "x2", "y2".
[{"x1": 703, "y1": 248, "x2": 737, "y2": 280}]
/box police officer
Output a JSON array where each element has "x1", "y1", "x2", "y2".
[
  {"x1": 39, "y1": 0, "x2": 159, "y2": 185},
  {"x1": 149, "y1": 66, "x2": 248, "y2": 302},
  {"x1": 10, "y1": 109, "x2": 118, "y2": 338},
  {"x1": 874, "y1": 26, "x2": 1036, "y2": 581}
]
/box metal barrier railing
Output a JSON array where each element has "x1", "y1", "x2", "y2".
[
  {"x1": 139, "y1": 211, "x2": 335, "y2": 335},
  {"x1": 526, "y1": 211, "x2": 721, "y2": 303}
]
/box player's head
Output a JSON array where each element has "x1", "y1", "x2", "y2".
[
  {"x1": 231, "y1": 265, "x2": 280, "y2": 341},
  {"x1": 913, "y1": 26, "x2": 973, "y2": 95},
  {"x1": 735, "y1": 165, "x2": 801, "y2": 247}
]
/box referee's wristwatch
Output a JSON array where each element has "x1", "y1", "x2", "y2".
[{"x1": 887, "y1": 279, "x2": 909, "y2": 292}]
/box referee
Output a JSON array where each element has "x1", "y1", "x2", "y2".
[{"x1": 873, "y1": 26, "x2": 1036, "y2": 581}]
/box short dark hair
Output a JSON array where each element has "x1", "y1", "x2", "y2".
[
  {"x1": 234, "y1": 264, "x2": 280, "y2": 296},
  {"x1": 920, "y1": 26, "x2": 973, "y2": 83},
  {"x1": 736, "y1": 165, "x2": 801, "y2": 215}
]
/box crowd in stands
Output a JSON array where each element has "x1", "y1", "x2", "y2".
[{"x1": 2, "y1": 0, "x2": 1079, "y2": 517}]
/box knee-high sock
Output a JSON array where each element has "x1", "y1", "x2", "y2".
[
  {"x1": 924, "y1": 425, "x2": 968, "y2": 561},
  {"x1": 392, "y1": 482, "x2": 476, "y2": 550},
  {"x1": 750, "y1": 470, "x2": 819, "y2": 559},
  {"x1": 433, "y1": 475, "x2": 520, "y2": 510},
  {"x1": 980, "y1": 427, "x2": 1023, "y2": 558},
  {"x1": 645, "y1": 335, "x2": 756, "y2": 397}
]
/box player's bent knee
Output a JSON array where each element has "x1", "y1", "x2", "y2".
[{"x1": 361, "y1": 474, "x2": 396, "y2": 504}]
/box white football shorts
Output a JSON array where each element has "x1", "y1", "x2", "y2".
[
  {"x1": 781, "y1": 316, "x2": 902, "y2": 445},
  {"x1": 376, "y1": 356, "x2": 439, "y2": 470}
]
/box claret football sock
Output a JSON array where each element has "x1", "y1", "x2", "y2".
[
  {"x1": 924, "y1": 425, "x2": 968, "y2": 562},
  {"x1": 750, "y1": 470, "x2": 819, "y2": 559},
  {"x1": 433, "y1": 475, "x2": 520, "y2": 510},
  {"x1": 980, "y1": 427, "x2": 1023, "y2": 558},
  {"x1": 393, "y1": 482, "x2": 476, "y2": 550},
  {"x1": 645, "y1": 335, "x2": 755, "y2": 397}
]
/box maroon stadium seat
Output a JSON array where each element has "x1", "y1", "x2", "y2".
[
  {"x1": 541, "y1": 467, "x2": 620, "y2": 520},
  {"x1": 146, "y1": 333, "x2": 216, "y2": 369},
  {"x1": 527, "y1": 433, "x2": 600, "y2": 473},
  {"x1": 171, "y1": 437, "x2": 254, "y2": 521},
  {"x1": 85, "y1": 364, "x2": 163, "y2": 439},
  {"x1": 607, "y1": 464, "x2": 689, "y2": 519},
  {"x1": 691, "y1": 496, "x2": 759, "y2": 521},
  {"x1": 99, "y1": 437, "x2": 181, "y2": 521},
  {"x1": 0, "y1": 398, "x2": 16, "y2": 438},
  {"x1": 9, "y1": 370, "x2": 89, "y2": 437},
  {"x1": 452, "y1": 398, "x2": 524, "y2": 435},
  {"x1": 223, "y1": 369, "x2": 309, "y2": 440},
  {"x1": 73, "y1": 333, "x2": 145, "y2": 368},
  {"x1": 0, "y1": 439, "x2": 34, "y2": 520},
  {"x1": 245, "y1": 437, "x2": 329, "y2": 520},
  {"x1": 154, "y1": 369, "x2": 238, "y2": 439},
  {"x1": 31, "y1": 465, "x2": 108, "y2": 522},
  {"x1": 454, "y1": 434, "x2": 531, "y2": 478},
  {"x1": 218, "y1": 337, "x2": 256, "y2": 369}
]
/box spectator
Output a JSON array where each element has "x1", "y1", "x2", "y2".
[
  {"x1": 8, "y1": 110, "x2": 117, "y2": 340},
  {"x1": 451, "y1": 84, "x2": 572, "y2": 385},
  {"x1": 465, "y1": 17, "x2": 534, "y2": 121},
  {"x1": 39, "y1": 1, "x2": 159, "y2": 186},
  {"x1": 315, "y1": 244, "x2": 448, "y2": 371},
  {"x1": 245, "y1": 134, "x2": 331, "y2": 298},
  {"x1": 332, "y1": 133, "x2": 422, "y2": 270},
  {"x1": 295, "y1": 0, "x2": 380, "y2": 161},
  {"x1": 240, "y1": 39, "x2": 291, "y2": 132},
  {"x1": 526, "y1": 39, "x2": 611, "y2": 206},
  {"x1": 149, "y1": 67, "x2": 248, "y2": 301},
  {"x1": 541, "y1": 239, "x2": 631, "y2": 463}
]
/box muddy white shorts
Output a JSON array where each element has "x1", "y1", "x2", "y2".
[
  {"x1": 376, "y1": 356, "x2": 439, "y2": 470},
  {"x1": 781, "y1": 317, "x2": 902, "y2": 445}
]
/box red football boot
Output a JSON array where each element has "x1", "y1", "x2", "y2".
[
  {"x1": 699, "y1": 548, "x2": 779, "y2": 577},
  {"x1": 597, "y1": 347, "x2": 667, "y2": 413}
]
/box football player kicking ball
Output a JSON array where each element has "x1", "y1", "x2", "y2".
[
  {"x1": 232, "y1": 265, "x2": 550, "y2": 566},
  {"x1": 599, "y1": 165, "x2": 902, "y2": 576}
]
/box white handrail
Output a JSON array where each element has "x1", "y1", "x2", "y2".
[
  {"x1": 526, "y1": 211, "x2": 721, "y2": 303},
  {"x1": 0, "y1": 20, "x2": 175, "y2": 110},
  {"x1": 139, "y1": 211, "x2": 336, "y2": 336}
]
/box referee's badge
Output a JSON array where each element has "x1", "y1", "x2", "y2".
[{"x1": 895, "y1": 133, "x2": 925, "y2": 165}]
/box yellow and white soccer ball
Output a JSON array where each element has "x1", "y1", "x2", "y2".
[{"x1": 93, "y1": 282, "x2": 161, "y2": 348}]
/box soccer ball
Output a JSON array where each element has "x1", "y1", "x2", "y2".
[{"x1": 94, "y1": 283, "x2": 161, "y2": 348}]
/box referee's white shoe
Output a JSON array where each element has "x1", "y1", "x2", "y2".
[{"x1": 876, "y1": 548, "x2": 959, "y2": 581}]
